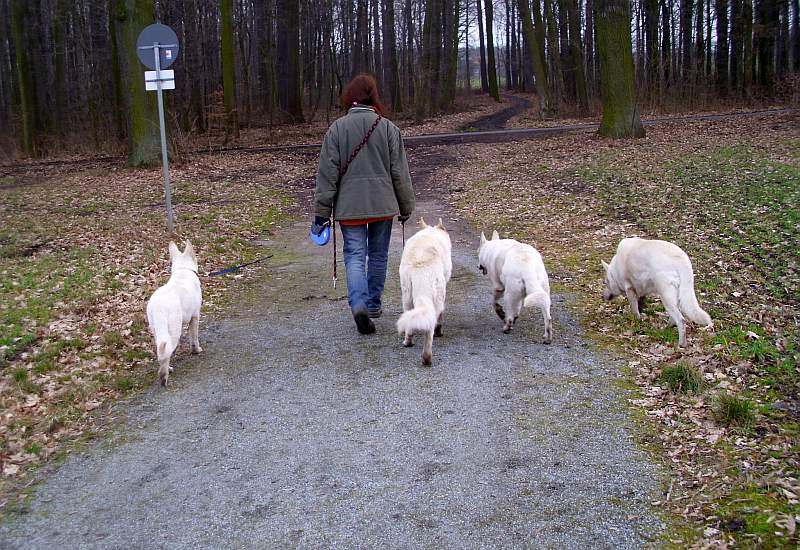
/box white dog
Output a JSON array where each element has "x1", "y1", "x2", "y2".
[
  {"x1": 146, "y1": 241, "x2": 203, "y2": 386},
  {"x1": 478, "y1": 231, "x2": 552, "y2": 343},
  {"x1": 396, "y1": 218, "x2": 452, "y2": 366},
  {"x1": 602, "y1": 237, "x2": 712, "y2": 347}
]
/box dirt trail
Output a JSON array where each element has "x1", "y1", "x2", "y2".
[
  {"x1": 0, "y1": 140, "x2": 665, "y2": 547},
  {"x1": 459, "y1": 94, "x2": 532, "y2": 132}
]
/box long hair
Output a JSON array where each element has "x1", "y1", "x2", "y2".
[{"x1": 340, "y1": 74, "x2": 386, "y2": 115}]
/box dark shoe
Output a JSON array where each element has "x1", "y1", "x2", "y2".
[
  {"x1": 353, "y1": 307, "x2": 376, "y2": 335},
  {"x1": 368, "y1": 308, "x2": 382, "y2": 319}
]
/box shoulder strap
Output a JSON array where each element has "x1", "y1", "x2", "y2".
[{"x1": 338, "y1": 114, "x2": 383, "y2": 179}]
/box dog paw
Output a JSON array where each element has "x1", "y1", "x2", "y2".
[
  {"x1": 494, "y1": 303, "x2": 506, "y2": 321},
  {"x1": 502, "y1": 326, "x2": 512, "y2": 334},
  {"x1": 421, "y1": 352, "x2": 432, "y2": 366},
  {"x1": 402, "y1": 339, "x2": 414, "y2": 347},
  {"x1": 192, "y1": 345, "x2": 203, "y2": 354}
]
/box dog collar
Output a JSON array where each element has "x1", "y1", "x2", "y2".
[{"x1": 174, "y1": 266, "x2": 198, "y2": 275}]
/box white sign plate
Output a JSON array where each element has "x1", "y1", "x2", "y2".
[
  {"x1": 145, "y1": 70, "x2": 174, "y2": 81},
  {"x1": 146, "y1": 79, "x2": 175, "y2": 91}
]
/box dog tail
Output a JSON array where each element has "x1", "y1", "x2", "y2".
[
  {"x1": 396, "y1": 296, "x2": 437, "y2": 336},
  {"x1": 156, "y1": 340, "x2": 169, "y2": 361},
  {"x1": 677, "y1": 264, "x2": 713, "y2": 327}
]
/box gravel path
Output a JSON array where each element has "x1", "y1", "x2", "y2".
[{"x1": 0, "y1": 145, "x2": 664, "y2": 549}]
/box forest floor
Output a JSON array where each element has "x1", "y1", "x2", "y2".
[{"x1": 0, "y1": 100, "x2": 798, "y2": 547}]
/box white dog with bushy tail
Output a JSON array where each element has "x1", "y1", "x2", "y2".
[
  {"x1": 146, "y1": 241, "x2": 203, "y2": 386},
  {"x1": 601, "y1": 237, "x2": 712, "y2": 347},
  {"x1": 478, "y1": 230, "x2": 552, "y2": 343},
  {"x1": 397, "y1": 218, "x2": 452, "y2": 366}
]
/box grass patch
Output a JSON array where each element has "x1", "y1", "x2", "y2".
[
  {"x1": 713, "y1": 393, "x2": 757, "y2": 429},
  {"x1": 660, "y1": 363, "x2": 705, "y2": 394}
]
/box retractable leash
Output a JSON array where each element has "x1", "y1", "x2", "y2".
[{"x1": 328, "y1": 113, "x2": 383, "y2": 288}]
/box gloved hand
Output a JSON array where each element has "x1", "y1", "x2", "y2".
[
  {"x1": 397, "y1": 214, "x2": 410, "y2": 224},
  {"x1": 311, "y1": 216, "x2": 329, "y2": 236}
]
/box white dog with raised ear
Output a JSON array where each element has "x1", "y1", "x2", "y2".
[
  {"x1": 396, "y1": 218, "x2": 452, "y2": 366},
  {"x1": 478, "y1": 230, "x2": 552, "y2": 343},
  {"x1": 146, "y1": 240, "x2": 203, "y2": 386},
  {"x1": 601, "y1": 237, "x2": 712, "y2": 347}
]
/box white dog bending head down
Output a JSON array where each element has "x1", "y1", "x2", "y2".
[
  {"x1": 146, "y1": 241, "x2": 203, "y2": 386},
  {"x1": 478, "y1": 230, "x2": 552, "y2": 343},
  {"x1": 396, "y1": 218, "x2": 452, "y2": 366},
  {"x1": 601, "y1": 237, "x2": 712, "y2": 347}
]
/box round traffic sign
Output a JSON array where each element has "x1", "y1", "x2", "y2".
[{"x1": 136, "y1": 24, "x2": 180, "y2": 70}]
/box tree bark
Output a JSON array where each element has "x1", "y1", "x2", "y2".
[
  {"x1": 644, "y1": 0, "x2": 659, "y2": 95},
  {"x1": 792, "y1": 0, "x2": 800, "y2": 71},
  {"x1": 276, "y1": 0, "x2": 304, "y2": 120},
  {"x1": 118, "y1": 0, "x2": 159, "y2": 167},
  {"x1": 564, "y1": 0, "x2": 588, "y2": 111},
  {"x1": 519, "y1": 0, "x2": 554, "y2": 112},
  {"x1": 743, "y1": 0, "x2": 753, "y2": 93},
  {"x1": 716, "y1": 0, "x2": 729, "y2": 94},
  {"x1": 477, "y1": 0, "x2": 490, "y2": 92},
  {"x1": 381, "y1": 0, "x2": 402, "y2": 111},
  {"x1": 680, "y1": 0, "x2": 693, "y2": 81},
  {"x1": 485, "y1": 0, "x2": 501, "y2": 100},
  {"x1": 596, "y1": 0, "x2": 645, "y2": 138},
  {"x1": 10, "y1": 0, "x2": 36, "y2": 156},
  {"x1": 544, "y1": 0, "x2": 563, "y2": 103},
  {"x1": 221, "y1": 0, "x2": 238, "y2": 141}
]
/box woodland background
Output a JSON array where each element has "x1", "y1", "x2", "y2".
[{"x1": 1, "y1": 0, "x2": 798, "y2": 162}]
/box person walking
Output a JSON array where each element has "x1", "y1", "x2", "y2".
[{"x1": 312, "y1": 74, "x2": 415, "y2": 335}]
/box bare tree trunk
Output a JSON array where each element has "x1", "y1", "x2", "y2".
[
  {"x1": 544, "y1": 0, "x2": 563, "y2": 104},
  {"x1": 565, "y1": 0, "x2": 588, "y2": 111},
  {"x1": 743, "y1": 0, "x2": 753, "y2": 94},
  {"x1": 519, "y1": 0, "x2": 555, "y2": 112},
  {"x1": 696, "y1": 0, "x2": 706, "y2": 84},
  {"x1": 477, "y1": 0, "x2": 490, "y2": 92},
  {"x1": 221, "y1": 0, "x2": 238, "y2": 141},
  {"x1": 118, "y1": 0, "x2": 159, "y2": 166},
  {"x1": 792, "y1": 0, "x2": 800, "y2": 71},
  {"x1": 680, "y1": 0, "x2": 693, "y2": 82},
  {"x1": 276, "y1": 0, "x2": 304, "y2": 120},
  {"x1": 596, "y1": 0, "x2": 645, "y2": 137},
  {"x1": 645, "y1": 0, "x2": 659, "y2": 97},
  {"x1": 10, "y1": 0, "x2": 36, "y2": 155},
  {"x1": 716, "y1": 0, "x2": 729, "y2": 94},
  {"x1": 381, "y1": 0, "x2": 402, "y2": 111},
  {"x1": 485, "y1": 0, "x2": 501, "y2": 100},
  {"x1": 372, "y1": 0, "x2": 383, "y2": 90}
]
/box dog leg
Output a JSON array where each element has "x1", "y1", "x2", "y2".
[
  {"x1": 158, "y1": 359, "x2": 171, "y2": 386},
  {"x1": 434, "y1": 313, "x2": 443, "y2": 338},
  {"x1": 661, "y1": 287, "x2": 686, "y2": 347},
  {"x1": 493, "y1": 287, "x2": 506, "y2": 320},
  {"x1": 625, "y1": 288, "x2": 642, "y2": 319},
  {"x1": 421, "y1": 331, "x2": 434, "y2": 366},
  {"x1": 637, "y1": 296, "x2": 647, "y2": 315},
  {"x1": 190, "y1": 315, "x2": 203, "y2": 354},
  {"x1": 542, "y1": 307, "x2": 552, "y2": 344},
  {"x1": 403, "y1": 332, "x2": 414, "y2": 347}
]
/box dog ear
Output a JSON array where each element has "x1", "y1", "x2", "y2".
[
  {"x1": 184, "y1": 240, "x2": 197, "y2": 261},
  {"x1": 168, "y1": 241, "x2": 180, "y2": 260},
  {"x1": 419, "y1": 217, "x2": 428, "y2": 228},
  {"x1": 480, "y1": 232, "x2": 487, "y2": 246},
  {"x1": 435, "y1": 218, "x2": 445, "y2": 230},
  {"x1": 491, "y1": 230, "x2": 499, "y2": 241},
  {"x1": 601, "y1": 260, "x2": 610, "y2": 272}
]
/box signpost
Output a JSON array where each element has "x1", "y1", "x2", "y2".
[{"x1": 136, "y1": 23, "x2": 180, "y2": 234}]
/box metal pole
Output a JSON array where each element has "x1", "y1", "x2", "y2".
[{"x1": 154, "y1": 42, "x2": 175, "y2": 234}]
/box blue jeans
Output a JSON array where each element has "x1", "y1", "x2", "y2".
[{"x1": 340, "y1": 220, "x2": 393, "y2": 313}]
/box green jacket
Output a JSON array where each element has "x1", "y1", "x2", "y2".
[{"x1": 314, "y1": 106, "x2": 415, "y2": 221}]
